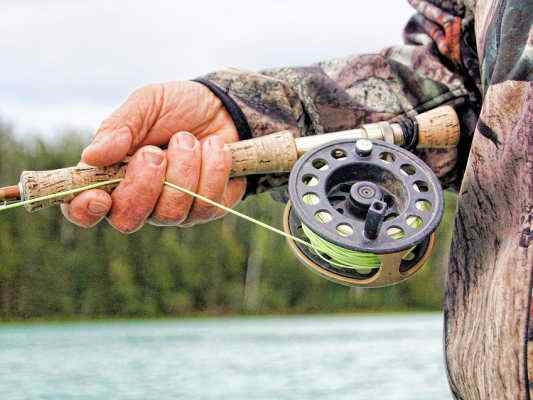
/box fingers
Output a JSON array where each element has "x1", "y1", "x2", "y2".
[
  {"x1": 186, "y1": 135, "x2": 234, "y2": 224},
  {"x1": 66, "y1": 79, "x2": 244, "y2": 232},
  {"x1": 81, "y1": 127, "x2": 133, "y2": 167},
  {"x1": 150, "y1": 132, "x2": 201, "y2": 226},
  {"x1": 65, "y1": 133, "x2": 243, "y2": 232},
  {"x1": 82, "y1": 84, "x2": 164, "y2": 167},
  {"x1": 107, "y1": 146, "x2": 167, "y2": 233},
  {"x1": 61, "y1": 190, "x2": 112, "y2": 228}
]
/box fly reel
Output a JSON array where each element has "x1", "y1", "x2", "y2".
[{"x1": 283, "y1": 138, "x2": 444, "y2": 288}]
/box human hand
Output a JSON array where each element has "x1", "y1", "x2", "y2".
[{"x1": 61, "y1": 81, "x2": 246, "y2": 233}]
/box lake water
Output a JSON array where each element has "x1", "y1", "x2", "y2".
[{"x1": 0, "y1": 314, "x2": 451, "y2": 400}]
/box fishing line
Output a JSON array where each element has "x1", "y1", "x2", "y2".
[
  {"x1": 300, "y1": 212, "x2": 424, "y2": 271},
  {"x1": 0, "y1": 179, "x2": 123, "y2": 211},
  {"x1": 163, "y1": 181, "x2": 315, "y2": 251},
  {"x1": 0, "y1": 176, "x2": 428, "y2": 272},
  {"x1": 0, "y1": 179, "x2": 394, "y2": 270},
  {"x1": 0, "y1": 179, "x2": 320, "y2": 254},
  {"x1": 301, "y1": 224, "x2": 381, "y2": 270}
]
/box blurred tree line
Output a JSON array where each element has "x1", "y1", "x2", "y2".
[{"x1": 0, "y1": 122, "x2": 457, "y2": 320}]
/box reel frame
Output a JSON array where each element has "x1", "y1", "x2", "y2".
[{"x1": 284, "y1": 138, "x2": 443, "y2": 288}]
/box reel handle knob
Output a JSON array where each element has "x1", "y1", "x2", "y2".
[{"x1": 363, "y1": 200, "x2": 386, "y2": 240}]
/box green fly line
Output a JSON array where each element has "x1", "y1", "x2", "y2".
[
  {"x1": 301, "y1": 224, "x2": 382, "y2": 270},
  {"x1": 0, "y1": 178, "x2": 425, "y2": 271},
  {"x1": 299, "y1": 194, "x2": 426, "y2": 272}
]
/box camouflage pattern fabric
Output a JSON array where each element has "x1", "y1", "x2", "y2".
[
  {"x1": 203, "y1": 0, "x2": 481, "y2": 195},
  {"x1": 199, "y1": 0, "x2": 532, "y2": 398}
]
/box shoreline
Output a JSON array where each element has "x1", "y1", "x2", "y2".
[{"x1": 0, "y1": 308, "x2": 442, "y2": 326}]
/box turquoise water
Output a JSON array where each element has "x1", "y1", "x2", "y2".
[{"x1": 0, "y1": 314, "x2": 451, "y2": 400}]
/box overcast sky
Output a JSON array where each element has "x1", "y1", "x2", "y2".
[{"x1": 0, "y1": 1, "x2": 413, "y2": 139}]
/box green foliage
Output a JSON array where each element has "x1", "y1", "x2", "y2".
[{"x1": 0, "y1": 124, "x2": 457, "y2": 320}]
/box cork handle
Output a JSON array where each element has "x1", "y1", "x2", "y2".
[
  {"x1": 20, "y1": 131, "x2": 298, "y2": 212},
  {"x1": 20, "y1": 164, "x2": 127, "y2": 212},
  {"x1": 415, "y1": 105, "x2": 460, "y2": 148},
  {"x1": 230, "y1": 130, "x2": 298, "y2": 176}
]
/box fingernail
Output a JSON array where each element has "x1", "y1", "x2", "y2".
[
  {"x1": 88, "y1": 200, "x2": 109, "y2": 215},
  {"x1": 143, "y1": 147, "x2": 164, "y2": 166},
  {"x1": 177, "y1": 132, "x2": 196, "y2": 149}
]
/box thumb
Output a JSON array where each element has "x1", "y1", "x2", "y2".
[
  {"x1": 81, "y1": 85, "x2": 162, "y2": 166},
  {"x1": 81, "y1": 126, "x2": 133, "y2": 167}
]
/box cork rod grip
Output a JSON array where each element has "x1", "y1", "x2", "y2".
[
  {"x1": 414, "y1": 105, "x2": 460, "y2": 148},
  {"x1": 20, "y1": 164, "x2": 128, "y2": 212},
  {"x1": 230, "y1": 130, "x2": 298, "y2": 176},
  {"x1": 20, "y1": 131, "x2": 299, "y2": 212}
]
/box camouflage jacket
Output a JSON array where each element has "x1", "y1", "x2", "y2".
[{"x1": 198, "y1": 1, "x2": 532, "y2": 399}]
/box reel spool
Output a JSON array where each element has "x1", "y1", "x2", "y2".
[{"x1": 283, "y1": 138, "x2": 444, "y2": 288}]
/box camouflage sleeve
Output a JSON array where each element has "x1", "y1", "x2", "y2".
[{"x1": 196, "y1": 0, "x2": 481, "y2": 197}]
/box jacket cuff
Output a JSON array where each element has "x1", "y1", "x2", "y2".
[
  {"x1": 193, "y1": 78, "x2": 253, "y2": 141},
  {"x1": 193, "y1": 78, "x2": 259, "y2": 198}
]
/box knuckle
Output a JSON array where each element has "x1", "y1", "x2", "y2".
[
  {"x1": 136, "y1": 190, "x2": 162, "y2": 208},
  {"x1": 130, "y1": 84, "x2": 164, "y2": 119},
  {"x1": 148, "y1": 83, "x2": 165, "y2": 111}
]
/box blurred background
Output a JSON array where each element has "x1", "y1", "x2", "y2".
[{"x1": 0, "y1": 1, "x2": 456, "y2": 399}]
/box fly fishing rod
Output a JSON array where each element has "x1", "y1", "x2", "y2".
[{"x1": 0, "y1": 106, "x2": 459, "y2": 288}]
